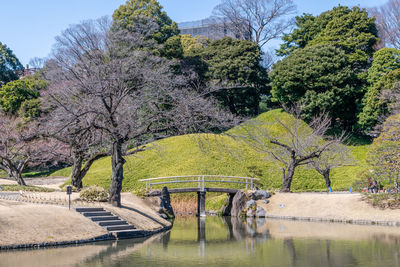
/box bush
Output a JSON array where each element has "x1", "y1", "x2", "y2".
[
  {"x1": 362, "y1": 193, "x2": 400, "y2": 209},
  {"x1": 79, "y1": 186, "x2": 108, "y2": 202}
]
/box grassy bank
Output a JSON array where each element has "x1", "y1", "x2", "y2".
[{"x1": 50, "y1": 109, "x2": 370, "y2": 193}]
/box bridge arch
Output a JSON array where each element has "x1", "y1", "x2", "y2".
[{"x1": 139, "y1": 175, "x2": 260, "y2": 216}]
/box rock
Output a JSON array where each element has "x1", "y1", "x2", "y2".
[
  {"x1": 231, "y1": 190, "x2": 247, "y2": 217},
  {"x1": 256, "y1": 206, "x2": 266, "y2": 217},
  {"x1": 220, "y1": 193, "x2": 235, "y2": 216},
  {"x1": 251, "y1": 190, "x2": 271, "y2": 200},
  {"x1": 246, "y1": 208, "x2": 256, "y2": 217},
  {"x1": 246, "y1": 199, "x2": 257, "y2": 209},
  {"x1": 159, "y1": 186, "x2": 174, "y2": 219},
  {"x1": 148, "y1": 190, "x2": 161, "y2": 197},
  {"x1": 159, "y1": 213, "x2": 168, "y2": 219},
  {"x1": 263, "y1": 199, "x2": 270, "y2": 204}
]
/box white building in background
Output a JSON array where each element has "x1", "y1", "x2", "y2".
[{"x1": 178, "y1": 18, "x2": 245, "y2": 40}]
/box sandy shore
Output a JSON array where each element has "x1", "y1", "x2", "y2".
[
  {"x1": 259, "y1": 192, "x2": 400, "y2": 223},
  {"x1": 0, "y1": 199, "x2": 108, "y2": 246},
  {"x1": 0, "y1": 185, "x2": 170, "y2": 248}
]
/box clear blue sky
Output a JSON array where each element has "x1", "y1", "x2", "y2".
[{"x1": 0, "y1": 0, "x2": 386, "y2": 65}]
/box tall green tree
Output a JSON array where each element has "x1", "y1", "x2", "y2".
[
  {"x1": 113, "y1": 0, "x2": 182, "y2": 58},
  {"x1": 273, "y1": 6, "x2": 379, "y2": 128},
  {"x1": 0, "y1": 75, "x2": 46, "y2": 117},
  {"x1": 271, "y1": 45, "x2": 361, "y2": 127},
  {"x1": 191, "y1": 37, "x2": 269, "y2": 116},
  {"x1": 0, "y1": 42, "x2": 23, "y2": 85},
  {"x1": 278, "y1": 6, "x2": 378, "y2": 62},
  {"x1": 358, "y1": 48, "x2": 400, "y2": 131}
]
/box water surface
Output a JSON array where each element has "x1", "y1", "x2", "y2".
[{"x1": 2, "y1": 217, "x2": 400, "y2": 266}]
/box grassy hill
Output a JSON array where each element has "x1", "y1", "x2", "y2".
[{"x1": 52, "y1": 109, "x2": 370, "y2": 192}]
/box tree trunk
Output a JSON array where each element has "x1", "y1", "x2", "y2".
[
  {"x1": 71, "y1": 152, "x2": 83, "y2": 189},
  {"x1": 2, "y1": 160, "x2": 27, "y2": 186},
  {"x1": 8, "y1": 168, "x2": 26, "y2": 186},
  {"x1": 108, "y1": 140, "x2": 125, "y2": 207},
  {"x1": 281, "y1": 163, "x2": 295, "y2": 192},
  {"x1": 71, "y1": 151, "x2": 108, "y2": 190},
  {"x1": 15, "y1": 172, "x2": 26, "y2": 186},
  {"x1": 323, "y1": 170, "x2": 331, "y2": 190}
]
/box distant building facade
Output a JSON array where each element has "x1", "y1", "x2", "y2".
[
  {"x1": 178, "y1": 18, "x2": 245, "y2": 40},
  {"x1": 17, "y1": 65, "x2": 38, "y2": 78}
]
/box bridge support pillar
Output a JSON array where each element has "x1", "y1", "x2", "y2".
[{"x1": 197, "y1": 191, "x2": 206, "y2": 217}]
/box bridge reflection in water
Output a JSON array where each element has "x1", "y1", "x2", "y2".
[{"x1": 160, "y1": 216, "x2": 271, "y2": 259}]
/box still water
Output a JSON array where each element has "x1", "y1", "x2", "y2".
[{"x1": 1, "y1": 216, "x2": 400, "y2": 267}]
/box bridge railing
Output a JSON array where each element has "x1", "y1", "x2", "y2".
[{"x1": 138, "y1": 175, "x2": 260, "y2": 191}]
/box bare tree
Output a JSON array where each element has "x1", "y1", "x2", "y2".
[
  {"x1": 310, "y1": 142, "x2": 353, "y2": 190},
  {"x1": 235, "y1": 106, "x2": 339, "y2": 192},
  {"x1": 212, "y1": 0, "x2": 296, "y2": 48},
  {"x1": 0, "y1": 115, "x2": 63, "y2": 185},
  {"x1": 40, "y1": 111, "x2": 109, "y2": 189},
  {"x1": 366, "y1": 82, "x2": 400, "y2": 191},
  {"x1": 45, "y1": 17, "x2": 236, "y2": 207},
  {"x1": 369, "y1": 0, "x2": 400, "y2": 49},
  {"x1": 28, "y1": 57, "x2": 46, "y2": 69}
]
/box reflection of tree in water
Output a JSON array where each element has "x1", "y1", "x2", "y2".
[{"x1": 281, "y1": 238, "x2": 360, "y2": 267}]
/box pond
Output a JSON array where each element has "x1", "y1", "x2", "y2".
[{"x1": 1, "y1": 216, "x2": 400, "y2": 267}]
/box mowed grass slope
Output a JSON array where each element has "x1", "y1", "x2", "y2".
[{"x1": 52, "y1": 109, "x2": 370, "y2": 192}]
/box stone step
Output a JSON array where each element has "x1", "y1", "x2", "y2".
[
  {"x1": 83, "y1": 212, "x2": 112, "y2": 217},
  {"x1": 91, "y1": 216, "x2": 120, "y2": 222},
  {"x1": 111, "y1": 229, "x2": 144, "y2": 239},
  {"x1": 76, "y1": 208, "x2": 105, "y2": 212},
  {"x1": 98, "y1": 220, "x2": 128, "y2": 227},
  {"x1": 107, "y1": 225, "x2": 136, "y2": 231}
]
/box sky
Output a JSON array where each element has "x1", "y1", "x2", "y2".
[{"x1": 0, "y1": 0, "x2": 387, "y2": 66}]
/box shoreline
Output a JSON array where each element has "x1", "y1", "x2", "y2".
[
  {"x1": 0, "y1": 190, "x2": 172, "y2": 250},
  {"x1": 265, "y1": 214, "x2": 400, "y2": 227},
  {"x1": 0, "y1": 225, "x2": 172, "y2": 251}
]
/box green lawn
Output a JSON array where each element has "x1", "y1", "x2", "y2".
[{"x1": 51, "y1": 109, "x2": 371, "y2": 193}]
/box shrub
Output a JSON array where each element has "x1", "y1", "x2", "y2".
[{"x1": 79, "y1": 186, "x2": 108, "y2": 202}]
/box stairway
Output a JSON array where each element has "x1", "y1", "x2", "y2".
[{"x1": 75, "y1": 207, "x2": 142, "y2": 239}]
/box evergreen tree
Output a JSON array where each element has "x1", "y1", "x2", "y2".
[
  {"x1": 0, "y1": 42, "x2": 23, "y2": 85},
  {"x1": 271, "y1": 45, "x2": 361, "y2": 127},
  {"x1": 113, "y1": 0, "x2": 182, "y2": 58}
]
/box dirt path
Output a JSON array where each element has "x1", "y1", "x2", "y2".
[
  {"x1": 259, "y1": 192, "x2": 400, "y2": 222},
  {"x1": 0, "y1": 177, "x2": 68, "y2": 190}
]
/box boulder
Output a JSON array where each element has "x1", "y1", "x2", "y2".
[
  {"x1": 231, "y1": 190, "x2": 247, "y2": 217},
  {"x1": 263, "y1": 199, "x2": 270, "y2": 204},
  {"x1": 246, "y1": 199, "x2": 257, "y2": 209},
  {"x1": 159, "y1": 186, "x2": 175, "y2": 219},
  {"x1": 246, "y1": 208, "x2": 256, "y2": 217},
  {"x1": 220, "y1": 193, "x2": 235, "y2": 216},
  {"x1": 148, "y1": 190, "x2": 161, "y2": 197},
  {"x1": 256, "y1": 206, "x2": 266, "y2": 217},
  {"x1": 251, "y1": 190, "x2": 271, "y2": 200}
]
